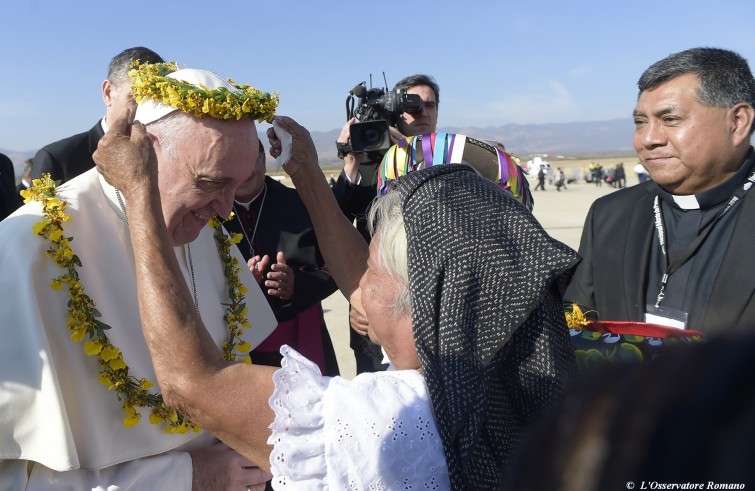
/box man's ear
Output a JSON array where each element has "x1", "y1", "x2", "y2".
[
  {"x1": 102, "y1": 80, "x2": 114, "y2": 106},
  {"x1": 731, "y1": 102, "x2": 755, "y2": 146}
]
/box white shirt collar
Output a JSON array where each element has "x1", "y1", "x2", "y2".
[{"x1": 671, "y1": 194, "x2": 700, "y2": 210}]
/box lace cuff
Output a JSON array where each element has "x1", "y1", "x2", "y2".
[{"x1": 268, "y1": 345, "x2": 327, "y2": 489}]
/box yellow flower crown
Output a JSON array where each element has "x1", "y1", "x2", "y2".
[{"x1": 129, "y1": 61, "x2": 280, "y2": 122}]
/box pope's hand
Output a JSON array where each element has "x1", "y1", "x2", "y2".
[
  {"x1": 190, "y1": 442, "x2": 271, "y2": 490},
  {"x1": 93, "y1": 107, "x2": 158, "y2": 199},
  {"x1": 266, "y1": 116, "x2": 318, "y2": 178}
]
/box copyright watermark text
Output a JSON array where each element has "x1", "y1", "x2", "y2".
[{"x1": 625, "y1": 483, "x2": 745, "y2": 490}]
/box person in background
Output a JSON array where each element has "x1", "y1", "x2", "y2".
[
  {"x1": 614, "y1": 162, "x2": 626, "y2": 188},
  {"x1": 634, "y1": 161, "x2": 650, "y2": 183},
  {"x1": 222, "y1": 141, "x2": 340, "y2": 376},
  {"x1": 565, "y1": 47, "x2": 755, "y2": 334},
  {"x1": 333, "y1": 74, "x2": 440, "y2": 374},
  {"x1": 31, "y1": 46, "x2": 163, "y2": 183},
  {"x1": 0, "y1": 152, "x2": 18, "y2": 220},
  {"x1": 555, "y1": 167, "x2": 567, "y2": 191},
  {"x1": 16, "y1": 159, "x2": 32, "y2": 195},
  {"x1": 534, "y1": 164, "x2": 547, "y2": 191}
]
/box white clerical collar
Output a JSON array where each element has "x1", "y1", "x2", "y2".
[
  {"x1": 234, "y1": 185, "x2": 265, "y2": 210},
  {"x1": 671, "y1": 194, "x2": 700, "y2": 210}
]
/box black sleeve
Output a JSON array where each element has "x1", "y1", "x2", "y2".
[
  {"x1": 563, "y1": 201, "x2": 598, "y2": 312},
  {"x1": 31, "y1": 148, "x2": 58, "y2": 181},
  {"x1": 0, "y1": 154, "x2": 19, "y2": 221}
]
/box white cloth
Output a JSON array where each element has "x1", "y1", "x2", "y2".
[
  {"x1": 268, "y1": 346, "x2": 450, "y2": 490},
  {"x1": 0, "y1": 168, "x2": 277, "y2": 488}
]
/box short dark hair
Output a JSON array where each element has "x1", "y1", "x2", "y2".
[
  {"x1": 638, "y1": 47, "x2": 755, "y2": 133},
  {"x1": 393, "y1": 74, "x2": 440, "y2": 106},
  {"x1": 108, "y1": 47, "x2": 164, "y2": 86}
]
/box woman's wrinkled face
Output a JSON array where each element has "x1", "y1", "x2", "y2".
[{"x1": 359, "y1": 234, "x2": 419, "y2": 370}]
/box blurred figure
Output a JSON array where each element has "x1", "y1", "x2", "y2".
[
  {"x1": 32, "y1": 46, "x2": 163, "y2": 183},
  {"x1": 614, "y1": 162, "x2": 626, "y2": 188},
  {"x1": 555, "y1": 167, "x2": 567, "y2": 191},
  {"x1": 506, "y1": 333, "x2": 755, "y2": 489},
  {"x1": 535, "y1": 165, "x2": 547, "y2": 191},
  {"x1": 0, "y1": 152, "x2": 18, "y2": 220},
  {"x1": 16, "y1": 159, "x2": 32, "y2": 194},
  {"x1": 634, "y1": 161, "x2": 650, "y2": 183}
]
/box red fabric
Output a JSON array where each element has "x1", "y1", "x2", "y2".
[
  {"x1": 254, "y1": 302, "x2": 327, "y2": 373},
  {"x1": 586, "y1": 321, "x2": 703, "y2": 339}
]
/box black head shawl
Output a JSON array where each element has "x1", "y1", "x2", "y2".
[{"x1": 395, "y1": 165, "x2": 580, "y2": 489}]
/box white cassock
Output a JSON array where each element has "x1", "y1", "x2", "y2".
[{"x1": 0, "y1": 168, "x2": 277, "y2": 490}]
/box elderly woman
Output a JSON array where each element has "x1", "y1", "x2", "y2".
[{"x1": 95, "y1": 114, "x2": 579, "y2": 490}]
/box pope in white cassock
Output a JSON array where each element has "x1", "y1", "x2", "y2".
[{"x1": 0, "y1": 64, "x2": 279, "y2": 490}]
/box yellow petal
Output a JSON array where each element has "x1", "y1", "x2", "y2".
[
  {"x1": 70, "y1": 329, "x2": 86, "y2": 342},
  {"x1": 32, "y1": 219, "x2": 49, "y2": 235},
  {"x1": 84, "y1": 340, "x2": 103, "y2": 356},
  {"x1": 100, "y1": 345, "x2": 120, "y2": 362}
]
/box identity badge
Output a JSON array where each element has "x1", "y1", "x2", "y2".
[{"x1": 644, "y1": 304, "x2": 688, "y2": 330}]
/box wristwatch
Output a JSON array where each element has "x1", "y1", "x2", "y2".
[{"x1": 336, "y1": 141, "x2": 352, "y2": 159}]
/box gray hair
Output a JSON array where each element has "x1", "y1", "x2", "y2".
[
  {"x1": 107, "y1": 46, "x2": 163, "y2": 87},
  {"x1": 367, "y1": 191, "x2": 411, "y2": 319},
  {"x1": 146, "y1": 111, "x2": 195, "y2": 158},
  {"x1": 638, "y1": 47, "x2": 755, "y2": 134}
]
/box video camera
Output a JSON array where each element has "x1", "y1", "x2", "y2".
[{"x1": 345, "y1": 80, "x2": 423, "y2": 155}]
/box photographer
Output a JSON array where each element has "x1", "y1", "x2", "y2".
[{"x1": 333, "y1": 74, "x2": 439, "y2": 373}]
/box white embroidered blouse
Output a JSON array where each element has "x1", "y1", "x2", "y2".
[{"x1": 268, "y1": 346, "x2": 450, "y2": 490}]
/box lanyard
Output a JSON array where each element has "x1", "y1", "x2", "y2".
[{"x1": 652, "y1": 168, "x2": 755, "y2": 308}]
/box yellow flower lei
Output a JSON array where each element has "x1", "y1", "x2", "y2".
[
  {"x1": 129, "y1": 61, "x2": 280, "y2": 122},
  {"x1": 23, "y1": 174, "x2": 253, "y2": 433}
]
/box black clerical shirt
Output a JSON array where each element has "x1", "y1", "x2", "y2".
[{"x1": 645, "y1": 150, "x2": 755, "y2": 329}]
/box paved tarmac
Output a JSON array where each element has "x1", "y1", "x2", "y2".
[{"x1": 322, "y1": 174, "x2": 639, "y2": 379}]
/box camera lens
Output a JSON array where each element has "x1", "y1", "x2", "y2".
[{"x1": 363, "y1": 128, "x2": 381, "y2": 145}]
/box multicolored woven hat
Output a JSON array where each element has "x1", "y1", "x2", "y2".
[{"x1": 377, "y1": 133, "x2": 533, "y2": 210}]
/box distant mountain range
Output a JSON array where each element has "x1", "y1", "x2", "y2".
[
  {"x1": 1, "y1": 118, "x2": 638, "y2": 175},
  {"x1": 308, "y1": 117, "x2": 637, "y2": 166}
]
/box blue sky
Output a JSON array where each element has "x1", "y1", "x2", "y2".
[{"x1": 2, "y1": 0, "x2": 754, "y2": 152}]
